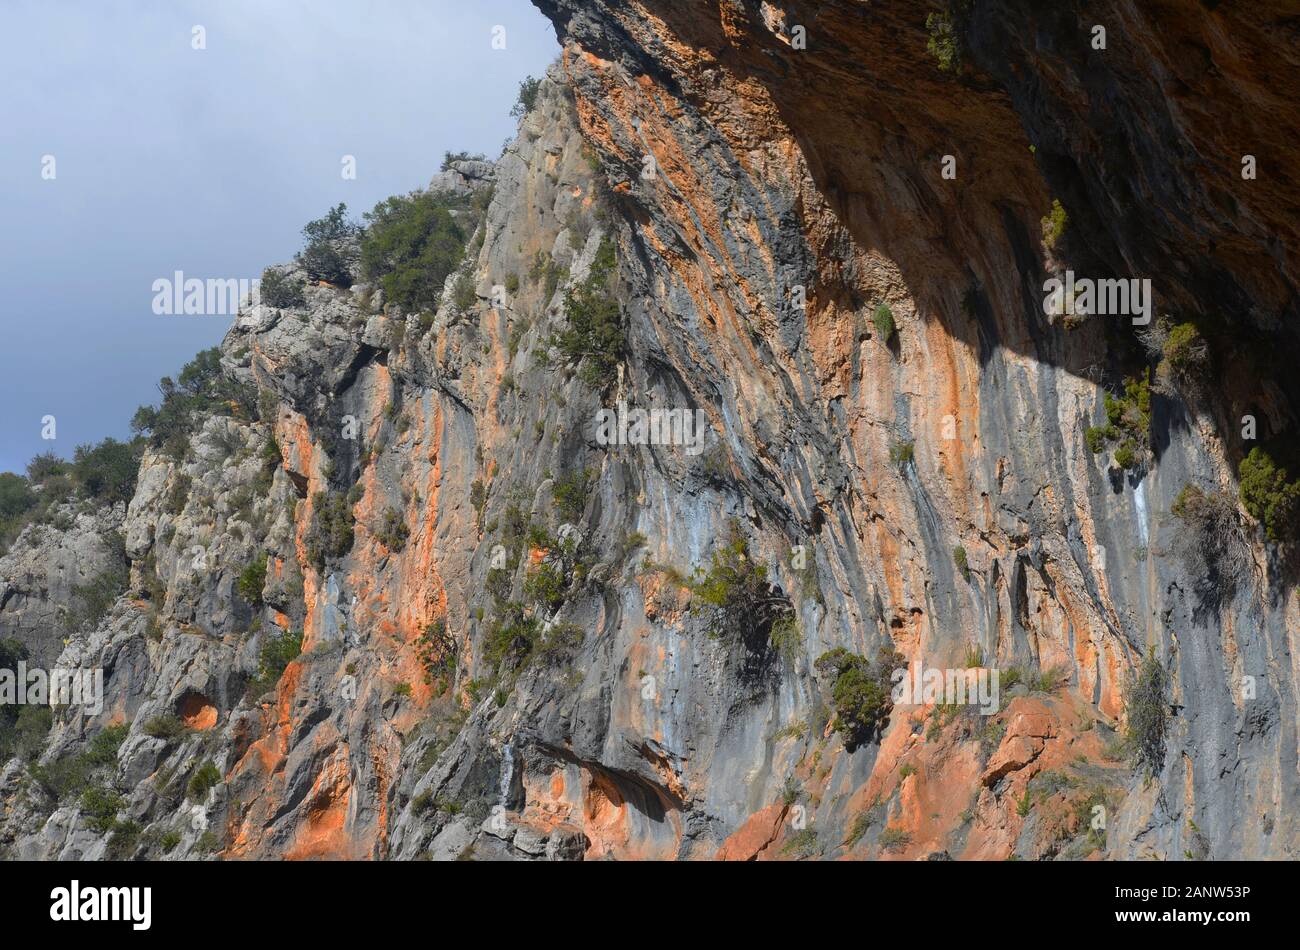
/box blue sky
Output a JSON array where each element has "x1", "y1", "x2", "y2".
[{"x1": 0, "y1": 0, "x2": 558, "y2": 473}]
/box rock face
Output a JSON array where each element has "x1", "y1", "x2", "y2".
[
  {"x1": 0, "y1": 504, "x2": 123, "y2": 668},
  {"x1": 1, "y1": 3, "x2": 1297, "y2": 861}
]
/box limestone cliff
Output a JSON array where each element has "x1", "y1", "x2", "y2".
[{"x1": 1, "y1": 1, "x2": 1297, "y2": 861}]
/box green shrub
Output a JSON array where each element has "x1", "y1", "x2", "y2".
[
  {"x1": 1239, "y1": 446, "x2": 1300, "y2": 542},
  {"x1": 0, "y1": 703, "x2": 52, "y2": 763},
  {"x1": 244, "y1": 629, "x2": 303, "y2": 699},
  {"x1": 72, "y1": 438, "x2": 142, "y2": 505},
  {"x1": 872, "y1": 303, "x2": 896, "y2": 342},
  {"x1": 510, "y1": 76, "x2": 542, "y2": 118},
  {"x1": 1124, "y1": 653, "x2": 1169, "y2": 785},
  {"x1": 781, "y1": 827, "x2": 820, "y2": 858},
  {"x1": 685, "y1": 520, "x2": 793, "y2": 644},
  {"x1": 187, "y1": 761, "x2": 221, "y2": 801},
  {"x1": 131, "y1": 348, "x2": 258, "y2": 460},
  {"x1": 142, "y1": 714, "x2": 188, "y2": 740},
  {"x1": 452, "y1": 270, "x2": 477, "y2": 311},
  {"x1": 483, "y1": 602, "x2": 543, "y2": 673},
  {"x1": 953, "y1": 545, "x2": 969, "y2": 580},
  {"x1": 416, "y1": 619, "x2": 457, "y2": 691},
  {"x1": 1113, "y1": 441, "x2": 1137, "y2": 470},
  {"x1": 1090, "y1": 375, "x2": 1151, "y2": 470},
  {"x1": 361, "y1": 191, "x2": 468, "y2": 314},
  {"x1": 1084, "y1": 425, "x2": 1112, "y2": 455},
  {"x1": 1162, "y1": 322, "x2": 1206, "y2": 373},
  {"x1": 879, "y1": 825, "x2": 911, "y2": 852},
  {"x1": 769, "y1": 613, "x2": 803, "y2": 662},
  {"x1": 889, "y1": 440, "x2": 914, "y2": 467},
  {"x1": 0, "y1": 472, "x2": 35, "y2": 521},
  {"x1": 504, "y1": 272, "x2": 520, "y2": 295},
  {"x1": 296, "y1": 203, "x2": 358, "y2": 287},
  {"x1": 814, "y1": 646, "x2": 905, "y2": 751},
  {"x1": 306, "y1": 491, "x2": 355, "y2": 570},
  {"x1": 31, "y1": 726, "x2": 127, "y2": 800},
  {"x1": 237, "y1": 558, "x2": 267, "y2": 606},
  {"x1": 441, "y1": 150, "x2": 486, "y2": 171},
  {"x1": 259, "y1": 266, "x2": 305, "y2": 308},
  {"x1": 1041, "y1": 198, "x2": 1068, "y2": 250},
  {"x1": 925, "y1": 11, "x2": 960, "y2": 72},
  {"x1": 160, "y1": 830, "x2": 182, "y2": 853},
  {"x1": 470, "y1": 479, "x2": 487, "y2": 528},
  {"x1": 80, "y1": 785, "x2": 124, "y2": 834},
  {"x1": 376, "y1": 508, "x2": 410, "y2": 552},
  {"x1": 26, "y1": 451, "x2": 69, "y2": 482},
  {"x1": 106, "y1": 820, "x2": 141, "y2": 859},
  {"x1": 523, "y1": 561, "x2": 566, "y2": 611},
  {"x1": 552, "y1": 468, "x2": 591, "y2": 523},
  {"x1": 846, "y1": 811, "x2": 876, "y2": 848},
  {"x1": 552, "y1": 238, "x2": 625, "y2": 391}
]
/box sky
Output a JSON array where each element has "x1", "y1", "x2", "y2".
[{"x1": 0, "y1": 0, "x2": 559, "y2": 474}]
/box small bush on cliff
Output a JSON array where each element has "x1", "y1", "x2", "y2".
[
  {"x1": 246, "y1": 629, "x2": 303, "y2": 699},
  {"x1": 32, "y1": 724, "x2": 128, "y2": 800},
  {"x1": 297, "y1": 203, "x2": 358, "y2": 287},
  {"x1": 925, "y1": 11, "x2": 960, "y2": 72},
  {"x1": 552, "y1": 237, "x2": 626, "y2": 391},
  {"x1": 0, "y1": 472, "x2": 35, "y2": 522},
  {"x1": 441, "y1": 150, "x2": 486, "y2": 171},
  {"x1": 0, "y1": 704, "x2": 52, "y2": 764},
  {"x1": 953, "y1": 545, "x2": 970, "y2": 580},
  {"x1": 376, "y1": 508, "x2": 410, "y2": 552},
  {"x1": 1238, "y1": 446, "x2": 1300, "y2": 542},
  {"x1": 259, "y1": 266, "x2": 305, "y2": 308},
  {"x1": 417, "y1": 619, "x2": 457, "y2": 692},
  {"x1": 1141, "y1": 319, "x2": 1210, "y2": 395},
  {"x1": 186, "y1": 761, "x2": 221, "y2": 801},
  {"x1": 0, "y1": 641, "x2": 50, "y2": 761},
  {"x1": 1123, "y1": 653, "x2": 1169, "y2": 785},
  {"x1": 142, "y1": 714, "x2": 188, "y2": 740},
  {"x1": 1086, "y1": 375, "x2": 1151, "y2": 471},
  {"x1": 687, "y1": 520, "x2": 794, "y2": 645},
  {"x1": 523, "y1": 561, "x2": 566, "y2": 612},
  {"x1": 815, "y1": 646, "x2": 905, "y2": 752},
  {"x1": 0, "y1": 473, "x2": 38, "y2": 553},
  {"x1": 483, "y1": 602, "x2": 543, "y2": 673},
  {"x1": 72, "y1": 437, "x2": 143, "y2": 505},
  {"x1": 1160, "y1": 321, "x2": 1208, "y2": 374},
  {"x1": 889, "y1": 440, "x2": 914, "y2": 467},
  {"x1": 510, "y1": 75, "x2": 542, "y2": 118},
  {"x1": 80, "y1": 785, "x2": 124, "y2": 833},
  {"x1": 1041, "y1": 198, "x2": 1068, "y2": 251},
  {"x1": 552, "y1": 468, "x2": 591, "y2": 523},
  {"x1": 360, "y1": 190, "x2": 468, "y2": 314},
  {"x1": 26, "y1": 451, "x2": 69, "y2": 483},
  {"x1": 131, "y1": 348, "x2": 258, "y2": 460},
  {"x1": 306, "y1": 491, "x2": 355, "y2": 570},
  {"x1": 879, "y1": 825, "x2": 912, "y2": 852},
  {"x1": 872, "y1": 302, "x2": 896, "y2": 342},
  {"x1": 1170, "y1": 484, "x2": 1249, "y2": 603},
  {"x1": 237, "y1": 557, "x2": 267, "y2": 607}
]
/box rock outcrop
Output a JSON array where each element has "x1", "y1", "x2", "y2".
[{"x1": 1, "y1": 1, "x2": 1296, "y2": 861}]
